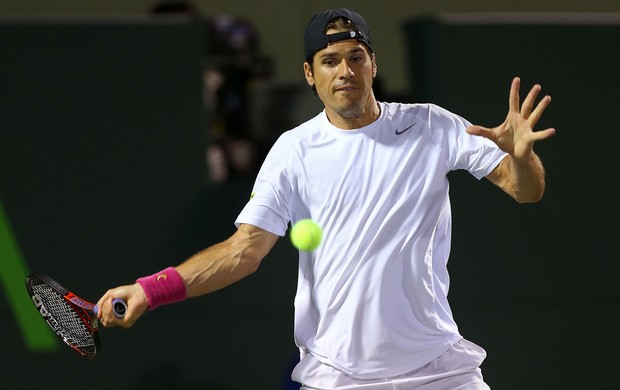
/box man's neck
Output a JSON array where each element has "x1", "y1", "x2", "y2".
[{"x1": 326, "y1": 98, "x2": 381, "y2": 130}]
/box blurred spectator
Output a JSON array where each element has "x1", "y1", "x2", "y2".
[
  {"x1": 151, "y1": 1, "x2": 273, "y2": 183},
  {"x1": 205, "y1": 14, "x2": 273, "y2": 182}
]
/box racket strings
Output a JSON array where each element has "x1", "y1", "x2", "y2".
[{"x1": 31, "y1": 283, "x2": 95, "y2": 349}]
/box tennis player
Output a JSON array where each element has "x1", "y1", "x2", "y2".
[{"x1": 97, "y1": 8, "x2": 555, "y2": 389}]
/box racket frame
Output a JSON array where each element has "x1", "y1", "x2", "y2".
[{"x1": 25, "y1": 272, "x2": 101, "y2": 358}]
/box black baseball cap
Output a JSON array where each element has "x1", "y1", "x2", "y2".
[{"x1": 304, "y1": 8, "x2": 373, "y2": 62}]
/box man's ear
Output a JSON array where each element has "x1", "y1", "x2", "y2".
[
  {"x1": 304, "y1": 62, "x2": 315, "y2": 87},
  {"x1": 371, "y1": 54, "x2": 377, "y2": 78}
]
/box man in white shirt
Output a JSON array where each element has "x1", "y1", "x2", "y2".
[{"x1": 97, "y1": 8, "x2": 555, "y2": 390}]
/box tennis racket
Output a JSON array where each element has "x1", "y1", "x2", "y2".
[{"x1": 25, "y1": 272, "x2": 128, "y2": 359}]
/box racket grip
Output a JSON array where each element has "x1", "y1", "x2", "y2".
[
  {"x1": 112, "y1": 298, "x2": 128, "y2": 319},
  {"x1": 93, "y1": 299, "x2": 128, "y2": 319}
]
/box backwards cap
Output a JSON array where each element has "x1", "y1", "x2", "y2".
[{"x1": 303, "y1": 8, "x2": 373, "y2": 62}]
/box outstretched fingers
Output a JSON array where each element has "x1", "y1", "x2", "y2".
[
  {"x1": 469, "y1": 77, "x2": 555, "y2": 150},
  {"x1": 528, "y1": 94, "x2": 552, "y2": 128},
  {"x1": 508, "y1": 77, "x2": 521, "y2": 113},
  {"x1": 531, "y1": 127, "x2": 556, "y2": 142},
  {"x1": 521, "y1": 83, "x2": 542, "y2": 119}
]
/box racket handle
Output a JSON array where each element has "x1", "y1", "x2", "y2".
[
  {"x1": 112, "y1": 298, "x2": 127, "y2": 318},
  {"x1": 93, "y1": 298, "x2": 127, "y2": 319}
]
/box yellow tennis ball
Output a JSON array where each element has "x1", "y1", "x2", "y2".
[{"x1": 290, "y1": 219, "x2": 323, "y2": 251}]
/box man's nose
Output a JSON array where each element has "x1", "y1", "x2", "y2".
[{"x1": 338, "y1": 59, "x2": 354, "y2": 78}]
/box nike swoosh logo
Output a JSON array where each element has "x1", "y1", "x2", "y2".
[{"x1": 395, "y1": 122, "x2": 417, "y2": 135}]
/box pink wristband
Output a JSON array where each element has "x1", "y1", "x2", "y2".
[{"x1": 136, "y1": 267, "x2": 187, "y2": 310}]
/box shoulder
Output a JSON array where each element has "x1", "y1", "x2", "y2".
[
  {"x1": 379, "y1": 102, "x2": 463, "y2": 125},
  {"x1": 380, "y1": 101, "x2": 427, "y2": 118},
  {"x1": 276, "y1": 111, "x2": 326, "y2": 143},
  {"x1": 379, "y1": 102, "x2": 470, "y2": 138},
  {"x1": 260, "y1": 111, "x2": 328, "y2": 171}
]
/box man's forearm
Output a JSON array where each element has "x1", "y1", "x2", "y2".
[
  {"x1": 177, "y1": 224, "x2": 278, "y2": 297},
  {"x1": 506, "y1": 152, "x2": 546, "y2": 203}
]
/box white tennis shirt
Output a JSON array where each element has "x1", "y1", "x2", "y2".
[{"x1": 235, "y1": 102, "x2": 507, "y2": 380}]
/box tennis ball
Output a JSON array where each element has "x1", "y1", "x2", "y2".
[{"x1": 290, "y1": 219, "x2": 323, "y2": 251}]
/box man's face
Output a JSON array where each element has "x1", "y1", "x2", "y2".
[{"x1": 304, "y1": 38, "x2": 377, "y2": 126}]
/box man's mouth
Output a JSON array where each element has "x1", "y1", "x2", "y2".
[{"x1": 335, "y1": 85, "x2": 356, "y2": 92}]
